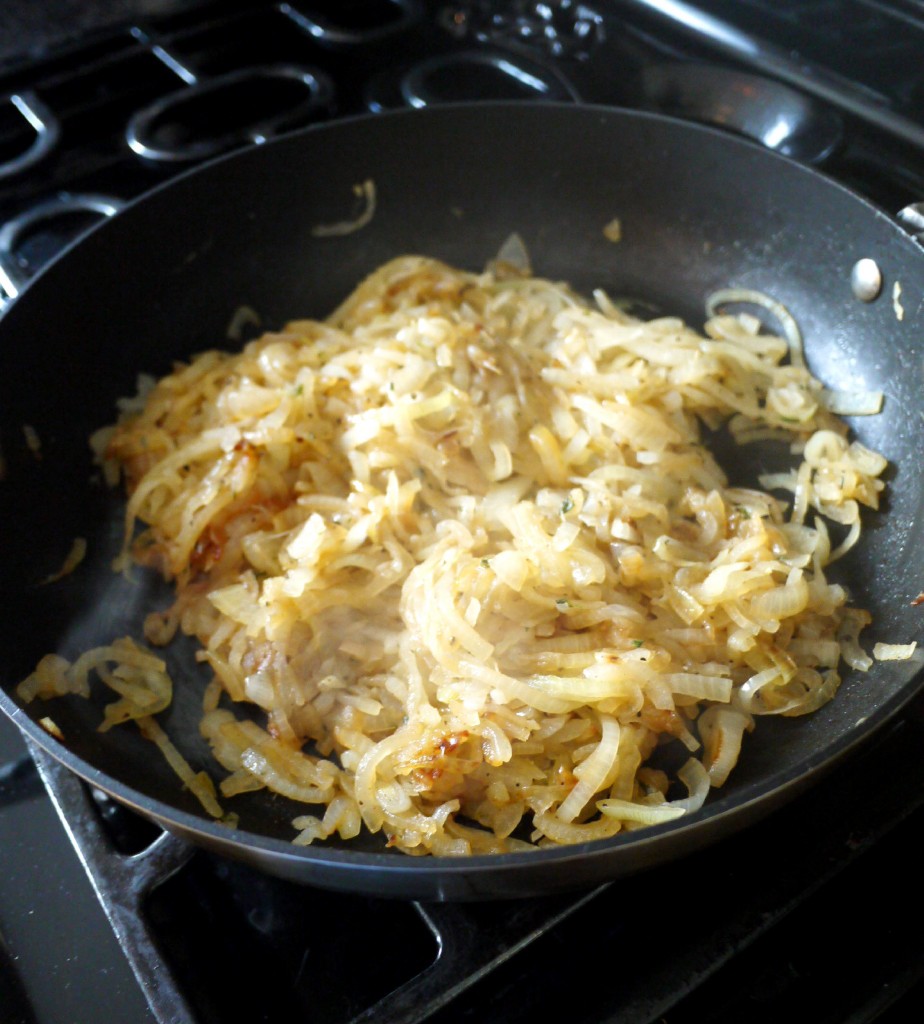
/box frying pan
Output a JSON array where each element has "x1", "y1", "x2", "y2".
[{"x1": 1, "y1": 103, "x2": 923, "y2": 900}]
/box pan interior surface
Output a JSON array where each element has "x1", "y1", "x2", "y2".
[{"x1": 1, "y1": 104, "x2": 923, "y2": 896}]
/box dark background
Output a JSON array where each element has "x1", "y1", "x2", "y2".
[{"x1": 1, "y1": 0, "x2": 209, "y2": 66}]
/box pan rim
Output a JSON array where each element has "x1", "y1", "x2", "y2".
[
  {"x1": 1, "y1": 677, "x2": 916, "y2": 879},
  {"x1": 2, "y1": 100, "x2": 923, "y2": 890},
  {"x1": 0, "y1": 98, "x2": 911, "y2": 325}
]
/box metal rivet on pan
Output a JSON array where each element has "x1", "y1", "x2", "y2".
[
  {"x1": 897, "y1": 202, "x2": 924, "y2": 240},
  {"x1": 850, "y1": 258, "x2": 882, "y2": 302}
]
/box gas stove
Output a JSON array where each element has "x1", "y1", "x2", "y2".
[{"x1": 2, "y1": 3, "x2": 924, "y2": 1023}]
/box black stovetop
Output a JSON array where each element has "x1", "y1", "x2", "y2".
[
  {"x1": 4, "y1": 690, "x2": 924, "y2": 1024},
  {"x1": 2, "y1": 3, "x2": 924, "y2": 1023}
]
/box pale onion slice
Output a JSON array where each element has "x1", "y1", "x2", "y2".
[
  {"x1": 698, "y1": 706, "x2": 753, "y2": 787},
  {"x1": 39, "y1": 537, "x2": 87, "y2": 585},
  {"x1": 39, "y1": 716, "x2": 65, "y2": 740},
  {"x1": 668, "y1": 758, "x2": 711, "y2": 813},
  {"x1": 17, "y1": 653, "x2": 77, "y2": 701},
  {"x1": 137, "y1": 716, "x2": 224, "y2": 819},
  {"x1": 556, "y1": 715, "x2": 621, "y2": 822},
  {"x1": 597, "y1": 799, "x2": 685, "y2": 825},
  {"x1": 873, "y1": 641, "x2": 917, "y2": 661},
  {"x1": 310, "y1": 179, "x2": 376, "y2": 237},
  {"x1": 532, "y1": 811, "x2": 624, "y2": 845},
  {"x1": 492, "y1": 231, "x2": 532, "y2": 274},
  {"x1": 705, "y1": 289, "x2": 804, "y2": 367},
  {"x1": 838, "y1": 609, "x2": 874, "y2": 672},
  {"x1": 820, "y1": 388, "x2": 884, "y2": 415},
  {"x1": 826, "y1": 519, "x2": 861, "y2": 564}
]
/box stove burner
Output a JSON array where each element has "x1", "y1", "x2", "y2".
[
  {"x1": 399, "y1": 49, "x2": 581, "y2": 107},
  {"x1": 280, "y1": 0, "x2": 423, "y2": 47},
  {"x1": 126, "y1": 63, "x2": 335, "y2": 163},
  {"x1": 0, "y1": 191, "x2": 123, "y2": 300},
  {"x1": 0, "y1": 91, "x2": 59, "y2": 180},
  {"x1": 26, "y1": 739, "x2": 605, "y2": 1024}
]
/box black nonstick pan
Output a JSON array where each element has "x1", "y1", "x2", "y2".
[{"x1": 1, "y1": 103, "x2": 923, "y2": 900}]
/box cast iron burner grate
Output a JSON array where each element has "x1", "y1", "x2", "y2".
[
  {"x1": 5, "y1": 0, "x2": 924, "y2": 301},
  {"x1": 23, "y1": 705, "x2": 924, "y2": 1024}
]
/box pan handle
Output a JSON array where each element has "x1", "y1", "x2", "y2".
[
  {"x1": 0, "y1": 193, "x2": 125, "y2": 305},
  {"x1": 851, "y1": 203, "x2": 923, "y2": 300},
  {"x1": 897, "y1": 202, "x2": 924, "y2": 241}
]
